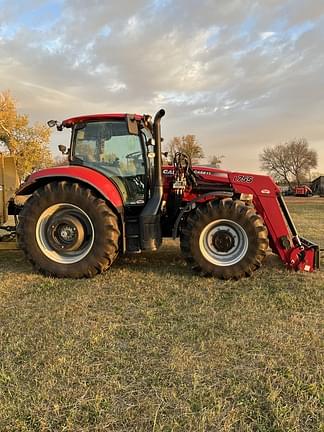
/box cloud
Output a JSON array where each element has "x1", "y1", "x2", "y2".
[{"x1": 0, "y1": 0, "x2": 324, "y2": 172}]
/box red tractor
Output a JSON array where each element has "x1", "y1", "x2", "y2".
[
  {"x1": 11, "y1": 109, "x2": 319, "y2": 279},
  {"x1": 294, "y1": 185, "x2": 313, "y2": 197}
]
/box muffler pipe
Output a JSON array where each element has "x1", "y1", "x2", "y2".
[{"x1": 139, "y1": 109, "x2": 165, "y2": 250}]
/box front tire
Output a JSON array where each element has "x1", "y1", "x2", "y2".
[
  {"x1": 17, "y1": 181, "x2": 120, "y2": 278},
  {"x1": 180, "y1": 198, "x2": 269, "y2": 279}
]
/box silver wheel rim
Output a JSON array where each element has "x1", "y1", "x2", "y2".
[
  {"x1": 199, "y1": 219, "x2": 248, "y2": 266},
  {"x1": 36, "y1": 203, "x2": 95, "y2": 264}
]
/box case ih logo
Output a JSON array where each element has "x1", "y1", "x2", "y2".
[
  {"x1": 234, "y1": 175, "x2": 254, "y2": 183},
  {"x1": 162, "y1": 169, "x2": 175, "y2": 175},
  {"x1": 162, "y1": 169, "x2": 215, "y2": 176}
]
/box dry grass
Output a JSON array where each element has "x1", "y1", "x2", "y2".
[
  {"x1": 285, "y1": 196, "x2": 324, "y2": 246},
  {"x1": 0, "y1": 198, "x2": 323, "y2": 431}
]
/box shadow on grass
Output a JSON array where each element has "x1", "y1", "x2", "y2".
[
  {"x1": 115, "y1": 243, "x2": 192, "y2": 278},
  {"x1": 115, "y1": 243, "x2": 287, "y2": 279},
  {"x1": 6, "y1": 241, "x2": 320, "y2": 283},
  {"x1": 0, "y1": 250, "x2": 32, "y2": 275},
  {"x1": 0, "y1": 243, "x2": 290, "y2": 280}
]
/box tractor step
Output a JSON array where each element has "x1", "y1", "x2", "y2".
[{"x1": 125, "y1": 217, "x2": 141, "y2": 253}]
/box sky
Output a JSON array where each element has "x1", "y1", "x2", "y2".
[{"x1": 1, "y1": 0, "x2": 324, "y2": 173}]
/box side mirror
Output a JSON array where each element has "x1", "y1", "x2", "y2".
[
  {"x1": 58, "y1": 145, "x2": 68, "y2": 155},
  {"x1": 47, "y1": 120, "x2": 57, "y2": 128},
  {"x1": 47, "y1": 120, "x2": 63, "y2": 131}
]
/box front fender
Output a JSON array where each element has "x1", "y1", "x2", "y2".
[
  {"x1": 16, "y1": 165, "x2": 124, "y2": 213},
  {"x1": 172, "y1": 191, "x2": 233, "y2": 239}
]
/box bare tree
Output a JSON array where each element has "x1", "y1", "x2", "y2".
[
  {"x1": 260, "y1": 139, "x2": 317, "y2": 187},
  {"x1": 260, "y1": 144, "x2": 293, "y2": 187},
  {"x1": 167, "y1": 135, "x2": 204, "y2": 163},
  {"x1": 288, "y1": 138, "x2": 317, "y2": 185},
  {"x1": 209, "y1": 154, "x2": 224, "y2": 168}
]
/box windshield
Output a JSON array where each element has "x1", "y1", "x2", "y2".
[{"x1": 73, "y1": 120, "x2": 146, "y2": 204}]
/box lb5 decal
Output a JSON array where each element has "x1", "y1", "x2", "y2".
[{"x1": 233, "y1": 175, "x2": 254, "y2": 183}]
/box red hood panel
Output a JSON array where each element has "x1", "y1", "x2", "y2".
[{"x1": 162, "y1": 165, "x2": 230, "y2": 182}]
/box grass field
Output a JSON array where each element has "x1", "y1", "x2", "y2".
[{"x1": 0, "y1": 198, "x2": 323, "y2": 431}]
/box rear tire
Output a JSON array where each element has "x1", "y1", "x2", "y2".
[
  {"x1": 17, "y1": 181, "x2": 120, "y2": 278},
  {"x1": 180, "y1": 198, "x2": 269, "y2": 279}
]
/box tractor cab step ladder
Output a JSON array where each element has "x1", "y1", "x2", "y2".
[{"x1": 125, "y1": 216, "x2": 141, "y2": 253}]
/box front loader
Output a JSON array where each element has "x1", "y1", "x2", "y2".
[{"x1": 3, "y1": 109, "x2": 320, "y2": 278}]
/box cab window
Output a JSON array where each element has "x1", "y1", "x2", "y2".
[{"x1": 74, "y1": 120, "x2": 146, "y2": 204}]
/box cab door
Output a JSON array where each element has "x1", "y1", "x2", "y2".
[{"x1": 72, "y1": 119, "x2": 147, "y2": 208}]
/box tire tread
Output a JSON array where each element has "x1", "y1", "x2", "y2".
[
  {"x1": 180, "y1": 198, "x2": 269, "y2": 280},
  {"x1": 17, "y1": 181, "x2": 120, "y2": 278}
]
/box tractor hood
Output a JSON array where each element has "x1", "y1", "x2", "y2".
[{"x1": 162, "y1": 165, "x2": 230, "y2": 182}]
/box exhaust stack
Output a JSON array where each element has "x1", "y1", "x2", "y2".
[{"x1": 139, "y1": 109, "x2": 165, "y2": 250}]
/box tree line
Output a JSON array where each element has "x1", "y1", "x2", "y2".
[
  {"x1": 0, "y1": 90, "x2": 321, "y2": 185},
  {"x1": 167, "y1": 135, "x2": 320, "y2": 186}
]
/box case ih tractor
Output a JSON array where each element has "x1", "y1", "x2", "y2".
[{"x1": 4, "y1": 109, "x2": 319, "y2": 279}]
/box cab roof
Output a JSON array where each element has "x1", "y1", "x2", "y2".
[{"x1": 62, "y1": 113, "x2": 144, "y2": 127}]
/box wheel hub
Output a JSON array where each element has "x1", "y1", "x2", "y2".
[
  {"x1": 212, "y1": 230, "x2": 235, "y2": 252},
  {"x1": 58, "y1": 224, "x2": 75, "y2": 242},
  {"x1": 47, "y1": 214, "x2": 85, "y2": 252},
  {"x1": 36, "y1": 203, "x2": 94, "y2": 264},
  {"x1": 199, "y1": 219, "x2": 249, "y2": 267}
]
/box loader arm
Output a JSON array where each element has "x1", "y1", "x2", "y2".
[{"x1": 229, "y1": 172, "x2": 319, "y2": 272}]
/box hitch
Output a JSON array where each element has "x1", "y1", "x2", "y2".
[
  {"x1": 288, "y1": 237, "x2": 320, "y2": 272},
  {"x1": 276, "y1": 194, "x2": 320, "y2": 273}
]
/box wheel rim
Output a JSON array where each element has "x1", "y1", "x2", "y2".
[
  {"x1": 199, "y1": 219, "x2": 248, "y2": 266},
  {"x1": 36, "y1": 203, "x2": 95, "y2": 264}
]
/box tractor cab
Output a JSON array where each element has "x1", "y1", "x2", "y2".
[
  {"x1": 58, "y1": 114, "x2": 154, "y2": 208},
  {"x1": 45, "y1": 110, "x2": 166, "y2": 254}
]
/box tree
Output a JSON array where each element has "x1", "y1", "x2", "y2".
[
  {"x1": 209, "y1": 154, "x2": 224, "y2": 168},
  {"x1": 167, "y1": 134, "x2": 204, "y2": 163},
  {"x1": 0, "y1": 91, "x2": 53, "y2": 179},
  {"x1": 288, "y1": 139, "x2": 318, "y2": 185},
  {"x1": 259, "y1": 138, "x2": 317, "y2": 187}
]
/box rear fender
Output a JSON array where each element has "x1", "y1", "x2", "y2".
[{"x1": 16, "y1": 166, "x2": 124, "y2": 213}]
